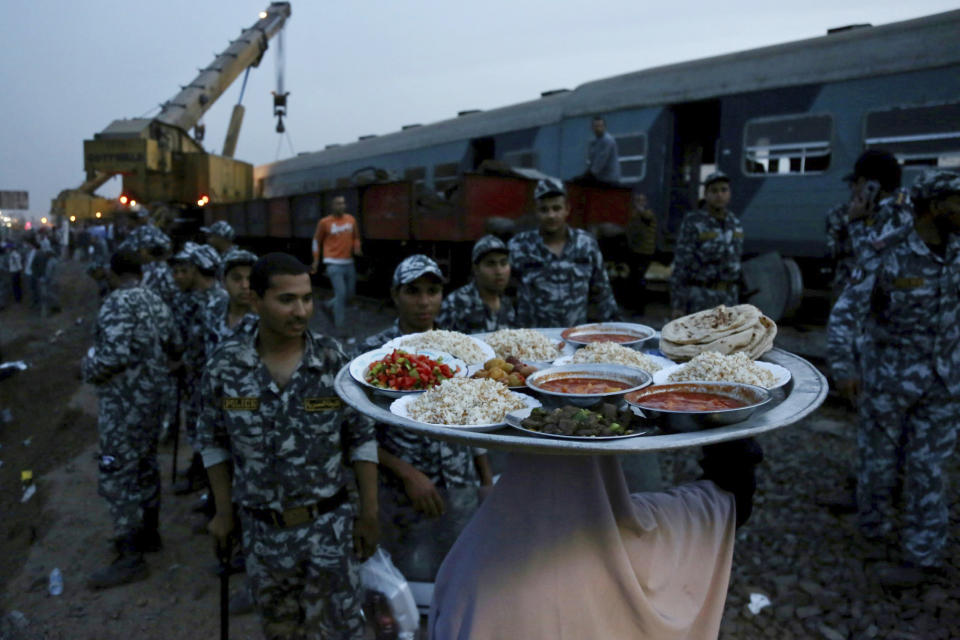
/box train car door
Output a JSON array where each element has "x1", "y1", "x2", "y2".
[{"x1": 662, "y1": 100, "x2": 722, "y2": 249}]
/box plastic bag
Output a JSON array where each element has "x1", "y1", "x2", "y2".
[{"x1": 360, "y1": 547, "x2": 419, "y2": 638}]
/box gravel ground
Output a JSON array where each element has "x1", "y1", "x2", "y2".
[{"x1": 2, "y1": 271, "x2": 958, "y2": 639}]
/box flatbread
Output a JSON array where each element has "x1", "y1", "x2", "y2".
[
  {"x1": 659, "y1": 304, "x2": 776, "y2": 362},
  {"x1": 661, "y1": 305, "x2": 761, "y2": 345}
]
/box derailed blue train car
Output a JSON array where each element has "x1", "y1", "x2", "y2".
[{"x1": 209, "y1": 9, "x2": 960, "y2": 300}]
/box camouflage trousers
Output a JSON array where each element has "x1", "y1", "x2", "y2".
[
  {"x1": 675, "y1": 284, "x2": 739, "y2": 314},
  {"x1": 857, "y1": 376, "x2": 959, "y2": 567},
  {"x1": 240, "y1": 502, "x2": 364, "y2": 640},
  {"x1": 97, "y1": 396, "x2": 162, "y2": 538}
]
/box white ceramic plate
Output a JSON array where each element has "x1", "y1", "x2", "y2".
[
  {"x1": 383, "y1": 331, "x2": 495, "y2": 365},
  {"x1": 504, "y1": 406, "x2": 652, "y2": 440},
  {"x1": 551, "y1": 352, "x2": 675, "y2": 374},
  {"x1": 349, "y1": 347, "x2": 468, "y2": 399},
  {"x1": 652, "y1": 360, "x2": 791, "y2": 390},
  {"x1": 389, "y1": 391, "x2": 542, "y2": 432}
]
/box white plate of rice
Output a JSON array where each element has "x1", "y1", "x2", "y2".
[
  {"x1": 652, "y1": 351, "x2": 790, "y2": 389},
  {"x1": 552, "y1": 342, "x2": 674, "y2": 374},
  {"x1": 475, "y1": 328, "x2": 573, "y2": 365},
  {"x1": 389, "y1": 378, "x2": 541, "y2": 432},
  {"x1": 384, "y1": 330, "x2": 495, "y2": 365}
]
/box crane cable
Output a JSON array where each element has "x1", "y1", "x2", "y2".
[{"x1": 273, "y1": 28, "x2": 294, "y2": 159}]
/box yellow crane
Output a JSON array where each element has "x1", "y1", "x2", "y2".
[{"x1": 51, "y1": 2, "x2": 291, "y2": 221}]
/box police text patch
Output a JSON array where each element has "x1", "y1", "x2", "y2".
[{"x1": 223, "y1": 397, "x2": 260, "y2": 411}]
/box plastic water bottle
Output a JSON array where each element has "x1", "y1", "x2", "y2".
[{"x1": 48, "y1": 568, "x2": 63, "y2": 596}]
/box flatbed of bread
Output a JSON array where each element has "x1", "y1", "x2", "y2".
[{"x1": 660, "y1": 304, "x2": 776, "y2": 361}]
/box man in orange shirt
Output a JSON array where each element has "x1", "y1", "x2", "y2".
[{"x1": 311, "y1": 195, "x2": 362, "y2": 332}]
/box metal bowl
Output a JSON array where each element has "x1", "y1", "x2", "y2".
[
  {"x1": 561, "y1": 322, "x2": 656, "y2": 347},
  {"x1": 624, "y1": 382, "x2": 771, "y2": 432},
  {"x1": 525, "y1": 363, "x2": 652, "y2": 408}
]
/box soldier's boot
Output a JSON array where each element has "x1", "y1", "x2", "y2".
[
  {"x1": 87, "y1": 536, "x2": 148, "y2": 589},
  {"x1": 137, "y1": 506, "x2": 163, "y2": 552}
]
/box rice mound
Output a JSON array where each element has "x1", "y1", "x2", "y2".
[
  {"x1": 570, "y1": 342, "x2": 664, "y2": 373},
  {"x1": 666, "y1": 351, "x2": 776, "y2": 388},
  {"x1": 399, "y1": 330, "x2": 486, "y2": 363},
  {"x1": 483, "y1": 329, "x2": 561, "y2": 362},
  {"x1": 407, "y1": 378, "x2": 528, "y2": 425}
]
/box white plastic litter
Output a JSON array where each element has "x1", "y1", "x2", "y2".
[
  {"x1": 49, "y1": 568, "x2": 63, "y2": 596},
  {"x1": 359, "y1": 548, "x2": 419, "y2": 639},
  {"x1": 21, "y1": 484, "x2": 36, "y2": 503},
  {"x1": 747, "y1": 592, "x2": 771, "y2": 614}
]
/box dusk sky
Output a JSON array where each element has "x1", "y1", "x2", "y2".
[{"x1": 1, "y1": 0, "x2": 957, "y2": 221}]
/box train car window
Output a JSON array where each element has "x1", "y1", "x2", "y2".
[
  {"x1": 615, "y1": 133, "x2": 647, "y2": 183},
  {"x1": 743, "y1": 114, "x2": 832, "y2": 176},
  {"x1": 405, "y1": 166, "x2": 426, "y2": 188},
  {"x1": 865, "y1": 102, "x2": 960, "y2": 168},
  {"x1": 502, "y1": 150, "x2": 538, "y2": 169},
  {"x1": 433, "y1": 162, "x2": 460, "y2": 193}
]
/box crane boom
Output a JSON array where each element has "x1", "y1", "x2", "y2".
[
  {"x1": 156, "y1": 3, "x2": 290, "y2": 133},
  {"x1": 56, "y1": 3, "x2": 291, "y2": 220}
]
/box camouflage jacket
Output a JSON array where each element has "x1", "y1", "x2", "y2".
[
  {"x1": 508, "y1": 227, "x2": 619, "y2": 328},
  {"x1": 825, "y1": 203, "x2": 855, "y2": 286},
  {"x1": 204, "y1": 295, "x2": 258, "y2": 362},
  {"x1": 436, "y1": 281, "x2": 516, "y2": 334},
  {"x1": 846, "y1": 191, "x2": 912, "y2": 267},
  {"x1": 358, "y1": 321, "x2": 484, "y2": 489},
  {"x1": 827, "y1": 224, "x2": 960, "y2": 396},
  {"x1": 82, "y1": 283, "x2": 180, "y2": 391},
  {"x1": 670, "y1": 209, "x2": 743, "y2": 310},
  {"x1": 141, "y1": 261, "x2": 179, "y2": 310},
  {"x1": 196, "y1": 330, "x2": 378, "y2": 511},
  {"x1": 185, "y1": 284, "x2": 228, "y2": 373}
]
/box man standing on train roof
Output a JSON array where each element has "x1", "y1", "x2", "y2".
[
  {"x1": 584, "y1": 115, "x2": 621, "y2": 185},
  {"x1": 670, "y1": 170, "x2": 744, "y2": 318},
  {"x1": 436, "y1": 234, "x2": 515, "y2": 334},
  {"x1": 198, "y1": 252, "x2": 380, "y2": 638},
  {"x1": 310, "y1": 195, "x2": 362, "y2": 335},
  {"x1": 827, "y1": 169, "x2": 960, "y2": 589},
  {"x1": 83, "y1": 249, "x2": 181, "y2": 589},
  {"x1": 508, "y1": 177, "x2": 620, "y2": 328},
  {"x1": 200, "y1": 220, "x2": 236, "y2": 256}
]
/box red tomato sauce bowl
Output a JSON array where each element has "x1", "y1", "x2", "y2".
[
  {"x1": 526, "y1": 364, "x2": 652, "y2": 407},
  {"x1": 625, "y1": 382, "x2": 771, "y2": 431}
]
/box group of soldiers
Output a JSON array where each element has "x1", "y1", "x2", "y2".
[
  {"x1": 825, "y1": 152, "x2": 960, "y2": 588},
  {"x1": 78, "y1": 177, "x2": 629, "y2": 638}
]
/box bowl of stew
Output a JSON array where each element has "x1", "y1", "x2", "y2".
[
  {"x1": 561, "y1": 322, "x2": 656, "y2": 347},
  {"x1": 624, "y1": 382, "x2": 771, "y2": 432},
  {"x1": 525, "y1": 363, "x2": 652, "y2": 407}
]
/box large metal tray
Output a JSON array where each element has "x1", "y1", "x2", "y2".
[{"x1": 335, "y1": 347, "x2": 828, "y2": 455}]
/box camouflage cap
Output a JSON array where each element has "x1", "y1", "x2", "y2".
[
  {"x1": 200, "y1": 220, "x2": 235, "y2": 240},
  {"x1": 910, "y1": 169, "x2": 960, "y2": 201},
  {"x1": 171, "y1": 241, "x2": 200, "y2": 264},
  {"x1": 534, "y1": 177, "x2": 566, "y2": 200},
  {"x1": 191, "y1": 244, "x2": 222, "y2": 271},
  {"x1": 129, "y1": 204, "x2": 150, "y2": 219},
  {"x1": 392, "y1": 254, "x2": 443, "y2": 288},
  {"x1": 703, "y1": 171, "x2": 730, "y2": 188},
  {"x1": 221, "y1": 248, "x2": 258, "y2": 275},
  {"x1": 471, "y1": 234, "x2": 509, "y2": 263},
  {"x1": 139, "y1": 226, "x2": 171, "y2": 251}
]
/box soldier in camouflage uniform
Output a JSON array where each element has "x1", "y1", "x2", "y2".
[
  {"x1": 203, "y1": 248, "x2": 259, "y2": 361},
  {"x1": 508, "y1": 177, "x2": 619, "y2": 327},
  {"x1": 436, "y1": 235, "x2": 515, "y2": 333},
  {"x1": 138, "y1": 227, "x2": 178, "y2": 309},
  {"x1": 360, "y1": 255, "x2": 493, "y2": 585},
  {"x1": 198, "y1": 253, "x2": 379, "y2": 639},
  {"x1": 670, "y1": 171, "x2": 743, "y2": 317},
  {"x1": 83, "y1": 250, "x2": 181, "y2": 589},
  {"x1": 172, "y1": 243, "x2": 230, "y2": 495},
  {"x1": 200, "y1": 219, "x2": 236, "y2": 256},
  {"x1": 827, "y1": 169, "x2": 960, "y2": 587},
  {"x1": 116, "y1": 205, "x2": 155, "y2": 253}
]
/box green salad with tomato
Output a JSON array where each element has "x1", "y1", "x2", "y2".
[{"x1": 365, "y1": 349, "x2": 459, "y2": 391}]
